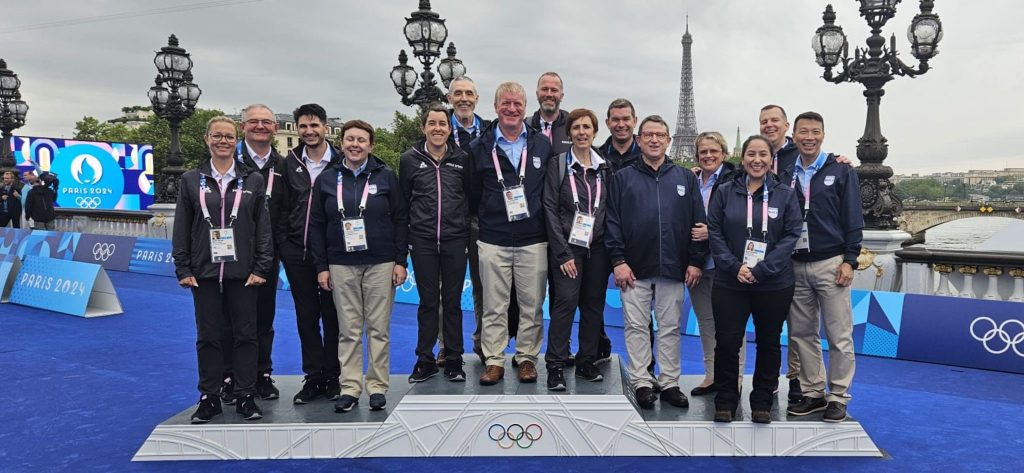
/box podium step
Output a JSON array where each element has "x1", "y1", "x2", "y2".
[{"x1": 134, "y1": 356, "x2": 881, "y2": 460}]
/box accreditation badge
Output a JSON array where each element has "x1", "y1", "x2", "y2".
[
  {"x1": 568, "y1": 211, "x2": 596, "y2": 248},
  {"x1": 209, "y1": 228, "x2": 238, "y2": 263},
  {"x1": 742, "y1": 239, "x2": 768, "y2": 268},
  {"x1": 503, "y1": 185, "x2": 530, "y2": 222},
  {"x1": 342, "y1": 218, "x2": 368, "y2": 252},
  {"x1": 795, "y1": 222, "x2": 811, "y2": 251}
]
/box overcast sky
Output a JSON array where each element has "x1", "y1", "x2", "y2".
[{"x1": 3, "y1": 0, "x2": 1022, "y2": 174}]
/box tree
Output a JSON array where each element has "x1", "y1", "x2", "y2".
[
  {"x1": 373, "y1": 110, "x2": 422, "y2": 172},
  {"x1": 895, "y1": 179, "x2": 944, "y2": 201}
]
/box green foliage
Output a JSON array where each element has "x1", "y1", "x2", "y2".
[
  {"x1": 73, "y1": 107, "x2": 224, "y2": 172},
  {"x1": 372, "y1": 110, "x2": 423, "y2": 173},
  {"x1": 895, "y1": 179, "x2": 958, "y2": 201}
]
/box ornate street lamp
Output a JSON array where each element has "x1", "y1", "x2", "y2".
[
  {"x1": 0, "y1": 59, "x2": 28, "y2": 173},
  {"x1": 148, "y1": 34, "x2": 201, "y2": 203},
  {"x1": 390, "y1": 0, "x2": 467, "y2": 107},
  {"x1": 812, "y1": 0, "x2": 943, "y2": 230}
]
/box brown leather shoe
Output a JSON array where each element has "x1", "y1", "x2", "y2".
[
  {"x1": 479, "y1": 365, "x2": 505, "y2": 385},
  {"x1": 517, "y1": 360, "x2": 538, "y2": 383}
]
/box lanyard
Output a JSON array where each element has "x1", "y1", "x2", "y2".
[
  {"x1": 237, "y1": 148, "x2": 276, "y2": 198},
  {"x1": 199, "y1": 174, "x2": 243, "y2": 228},
  {"x1": 336, "y1": 171, "x2": 372, "y2": 217},
  {"x1": 746, "y1": 176, "x2": 769, "y2": 238},
  {"x1": 491, "y1": 144, "x2": 527, "y2": 188},
  {"x1": 789, "y1": 172, "x2": 812, "y2": 213},
  {"x1": 567, "y1": 155, "x2": 602, "y2": 215}
]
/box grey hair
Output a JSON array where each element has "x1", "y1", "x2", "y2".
[{"x1": 241, "y1": 103, "x2": 274, "y2": 121}]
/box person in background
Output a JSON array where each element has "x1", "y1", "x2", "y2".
[
  {"x1": 25, "y1": 171, "x2": 58, "y2": 230},
  {"x1": 0, "y1": 171, "x2": 23, "y2": 228}
]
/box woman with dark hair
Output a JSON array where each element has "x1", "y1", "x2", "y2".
[
  {"x1": 400, "y1": 103, "x2": 472, "y2": 384},
  {"x1": 542, "y1": 107, "x2": 611, "y2": 390},
  {"x1": 310, "y1": 119, "x2": 408, "y2": 413},
  {"x1": 706, "y1": 135, "x2": 802, "y2": 423},
  {"x1": 173, "y1": 116, "x2": 273, "y2": 423}
]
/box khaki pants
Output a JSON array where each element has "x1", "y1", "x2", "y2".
[
  {"x1": 477, "y1": 241, "x2": 547, "y2": 366},
  {"x1": 691, "y1": 270, "x2": 745, "y2": 384},
  {"x1": 789, "y1": 255, "x2": 856, "y2": 404},
  {"x1": 329, "y1": 262, "x2": 395, "y2": 397},
  {"x1": 621, "y1": 277, "x2": 685, "y2": 390}
]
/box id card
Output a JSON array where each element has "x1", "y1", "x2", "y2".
[
  {"x1": 794, "y1": 222, "x2": 810, "y2": 251},
  {"x1": 742, "y1": 239, "x2": 767, "y2": 268},
  {"x1": 503, "y1": 185, "x2": 530, "y2": 222},
  {"x1": 343, "y1": 218, "x2": 368, "y2": 252},
  {"x1": 209, "y1": 228, "x2": 237, "y2": 263},
  {"x1": 568, "y1": 211, "x2": 596, "y2": 247}
]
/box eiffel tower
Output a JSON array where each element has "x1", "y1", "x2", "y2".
[{"x1": 670, "y1": 17, "x2": 698, "y2": 163}]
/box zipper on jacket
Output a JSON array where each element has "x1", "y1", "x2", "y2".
[
  {"x1": 434, "y1": 160, "x2": 442, "y2": 252},
  {"x1": 583, "y1": 168, "x2": 593, "y2": 259},
  {"x1": 655, "y1": 173, "x2": 662, "y2": 273}
]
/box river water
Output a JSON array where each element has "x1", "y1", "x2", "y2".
[{"x1": 925, "y1": 217, "x2": 1024, "y2": 252}]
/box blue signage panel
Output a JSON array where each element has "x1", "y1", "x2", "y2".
[
  {"x1": 0, "y1": 228, "x2": 31, "y2": 255},
  {"x1": 0, "y1": 253, "x2": 22, "y2": 302},
  {"x1": 897, "y1": 294, "x2": 1024, "y2": 374},
  {"x1": 128, "y1": 237, "x2": 175, "y2": 277},
  {"x1": 10, "y1": 255, "x2": 102, "y2": 316},
  {"x1": 13, "y1": 230, "x2": 77, "y2": 260},
  {"x1": 72, "y1": 234, "x2": 136, "y2": 272}
]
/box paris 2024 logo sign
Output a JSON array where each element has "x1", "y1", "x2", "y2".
[{"x1": 51, "y1": 144, "x2": 125, "y2": 209}]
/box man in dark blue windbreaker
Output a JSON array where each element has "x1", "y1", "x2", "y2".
[{"x1": 606, "y1": 115, "x2": 708, "y2": 410}]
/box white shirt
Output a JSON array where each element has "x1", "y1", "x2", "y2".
[
  {"x1": 301, "y1": 146, "x2": 333, "y2": 183},
  {"x1": 569, "y1": 148, "x2": 605, "y2": 170},
  {"x1": 245, "y1": 141, "x2": 272, "y2": 170},
  {"x1": 209, "y1": 160, "x2": 237, "y2": 190}
]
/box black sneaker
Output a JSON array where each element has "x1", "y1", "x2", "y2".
[
  {"x1": 823, "y1": 401, "x2": 848, "y2": 423},
  {"x1": 444, "y1": 359, "x2": 466, "y2": 382},
  {"x1": 235, "y1": 395, "x2": 263, "y2": 421},
  {"x1": 635, "y1": 386, "x2": 657, "y2": 409},
  {"x1": 190, "y1": 395, "x2": 222, "y2": 424},
  {"x1": 660, "y1": 387, "x2": 689, "y2": 408},
  {"x1": 334, "y1": 394, "x2": 359, "y2": 413},
  {"x1": 293, "y1": 378, "x2": 321, "y2": 404},
  {"x1": 575, "y1": 362, "x2": 604, "y2": 382},
  {"x1": 594, "y1": 350, "x2": 612, "y2": 366},
  {"x1": 787, "y1": 396, "x2": 828, "y2": 416},
  {"x1": 547, "y1": 367, "x2": 567, "y2": 391},
  {"x1": 408, "y1": 361, "x2": 439, "y2": 383},
  {"x1": 565, "y1": 353, "x2": 575, "y2": 367},
  {"x1": 788, "y1": 377, "x2": 804, "y2": 404},
  {"x1": 369, "y1": 393, "x2": 386, "y2": 411},
  {"x1": 324, "y1": 377, "x2": 341, "y2": 400},
  {"x1": 219, "y1": 377, "x2": 237, "y2": 405},
  {"x1": 256, "y1": 373, "x2": 280, "y2": 400},
  {"x1": 751, "y1": 410, "x2": 772, "y2": 424},
  {"x1": 649, "y1": 372, "x2": 662, "y2": 393}
]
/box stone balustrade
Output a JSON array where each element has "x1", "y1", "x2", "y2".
[{"x1": 897, "y1": 246, "x2": 1024, "y2": 302}]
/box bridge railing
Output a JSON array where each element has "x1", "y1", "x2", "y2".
[
  {"x1": 53, "y1": 209, "x2": 164, "y2": 238},
  {"x1": 896, "y1": 245, "x2": 1024, "y2": 302}
]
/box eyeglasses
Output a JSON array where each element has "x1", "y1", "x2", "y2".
[
  {"x1": 208, "y1": 134, "x2": 237, "y2": 142},
  {"x1": 245, "y1": 119, "x2": 275, "y2": 127},
  {"x1": 640, "y1": 131, "x2": 669, "y2": 141}
]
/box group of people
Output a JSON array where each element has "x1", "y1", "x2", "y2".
[
  {"x1": 172, "y1": 72, "x2": 864, "y2": 427},
  {"x1": 0, "y1": 169, "x2": 59, "y2": 230}
]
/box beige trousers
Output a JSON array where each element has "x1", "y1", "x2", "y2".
[
  {"x1": 621, "y1": 277, "x2": 685, "y2": 391},
  {"x1": 329, "y1": 262, "x2": 395, "y2": 397},
  {"x1": 477, "y1": 241, "x2": 547, "y2": 366},
  {"x1": 788, "y1": 255, "x2": 856, "y2": 404},
  {"x1": 691, "y1": 270, "x2": 746, "y2": 383}
]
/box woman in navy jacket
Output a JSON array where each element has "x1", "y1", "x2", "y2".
[
  {"x1": 310, "y1": 120, "x2": 408, "y2": 414},
  {"x1": 706, "y1": 135, "x2": 802, "y2": 423}
]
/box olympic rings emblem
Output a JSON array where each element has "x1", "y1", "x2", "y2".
[
  {"x1": 75, "y1": 196, "x2": 102, "y2": 209},
  {"x1": 970, "y1": 316, "x2": 1024, "y2": 357},
  {"x1": 488, "y1": 423, "x2": 543, "y2": 449},
  {"x1": 92, "y1": 243, "x2": 116, "y2": 262}
]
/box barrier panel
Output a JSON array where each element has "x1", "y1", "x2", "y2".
[
  {"x1": 9, "y1": 255, "x2": 123, "y2": 317},
  {"x1": 73, "y1": 234, "x2": 137, "y2": 271},
  {"x1": 0, "y1": 253, "x2": 22, "y2": 302}
]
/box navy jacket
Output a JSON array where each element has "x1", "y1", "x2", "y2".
[
  {"x1": 399, "y1": 140, "x2": 472, "y2": 244},
  {"x1": 236, "y1": 142, "x2": 288, "y2": 254},
  {"x1": 773, "y1": 137, "x2": 800, "y2": 175},
  {"x1": 707, "y1": 172, "x2": 803, "y2": 291},
  {"x1": 278, "y1": 143, "x2": 343, "y2": 256},
  {"x1": 308, "y1": 156, "x2": 408, "y2": 272},
  {"x1": 468, "y1": 120, "x2": 554, "y2": 247},
  {"x1": 779, "y1": 154, "x2": 864, "y2": 269},
  {"x1": 528, "y1": 109, "x2": 572, "y2": 155},
  {"x1": 599, "y1": 135, "x2": 642, "y2": 174},
  {"x1": 172, "y1": 161, "x2": 273, "y2": 281},
  {"x1": 606, "y1": 158, "x2": 708, "y2": 281},
  {"x1": 447, "y1": 110, "x2": 491, "y2": 155}
]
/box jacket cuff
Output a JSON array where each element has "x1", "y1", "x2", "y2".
[
  {"x1": 315, "y1": 264, "x2": 329, "y2": 273},
  {"x1": 750, "y1": 265, "x2": 766, "y2": 283},
  {"x1": 843, "y1": 256, "x2": 859, "y2": 270}
]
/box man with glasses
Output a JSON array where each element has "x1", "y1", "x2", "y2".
[
  {"x1": 278, "y1": 104, "x2": 342, "y2": 405},
  {"x1": 215, "y1": 105, "x2": 288, "y2": 403},
  {"x1": 606, "y1": 115, "x2": 707, "y2": 410}
]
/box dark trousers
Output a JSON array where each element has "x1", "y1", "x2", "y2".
[
  {"x1": 712, "y1": 284, "x2": 795, "y2": 412},
  {"x1": 192, "y1": 279, "x2": 257, "y2": 397},
  {"x1": 411, "y1": 238, "x2": 468, "y2": 365},
  {"x1": 281, "y1": 242, "x2": 340, "y2": 383},
  {"x1": 545, "y1": 244, "x2": 610, "y2": 368},
  {"x1": 0, "y1": 212, "x2": 20, "y2": 228},
  {"x1": 469, "y1": 218, "x2": 519, "y2": 351},
  {"x1": 223, "y1": 260, "x2": 279, "y2": 376}
]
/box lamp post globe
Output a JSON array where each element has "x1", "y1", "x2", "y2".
[
  {"x1": 0, "y1": 59, "x2": 27, "y2": 173},
  {"x1": 392, "y1": 1, "x2": 466, "y2": 108},
  {"x1": 149, "y1": 34, "x2": 200, "y2": 203}
]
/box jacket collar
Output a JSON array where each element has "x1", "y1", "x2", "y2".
[
  {"x1": 529, "y1": 109, "x2": 567, "y2": 129},
  {"x1": 198, "y1": 158, "x2": 255, "y2": 179},
  {"x1": 237, "y1": 140, "x2": 282, "y2": 169},
  {"x1": 335, "y1": 154, "x2": 386, "y2": 177}
]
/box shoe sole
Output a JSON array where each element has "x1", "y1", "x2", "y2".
[
  {"x1": 369, "y1": 405, "x2": 386, "y2": 411},
  {"x1": 547, "y1": 383, "x2": 567, "y2": 391},
  {"x1": 787, "y1": 405, "x2": 827, "y2": 416},
  {"x1": 260, "y1": 393, "x2": 280, "y2": 400},
  {"x1": 334, "y1": 401, "x2": 359, "y2": 413},
  {"x1": 519, "y1": 377, "x2": 537, "y2": 383},
  {"x1": 190, "y1": 411, "x2": 222, "y2": 424},
  {"x1": 241, "y1": 412, "x2": 263, "y2": 421},
  {"x1": 408, "y1": 371, "x2": 439, "y2": 384},
  {"x1": 576, "y1": 374, "x2": 604, "y2": 382},
  {"x1": 446, "y1": 374, "x2": 466, "y2": 382},
  {"x1": 293, "y1": 397, "x2": 318, "y2": 405},
  {"x1": 594, "y1": 356, "x2": 611, "y2": 365}
]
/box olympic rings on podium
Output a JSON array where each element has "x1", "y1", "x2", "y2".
[{"x1": 487, "y1": 423, "x2": 543, "y2": 449}]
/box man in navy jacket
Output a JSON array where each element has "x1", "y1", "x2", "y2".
[
  {"x1": 606, "y1": 115, "x2": 708, "y2": 410},
  {"x1": 780, "y1": 111, "x2": 864, "y2": 423}
]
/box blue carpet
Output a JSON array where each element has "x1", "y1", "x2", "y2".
[{"x1": 1, "y1": 271, "x2": 1022, "y2": 473}]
